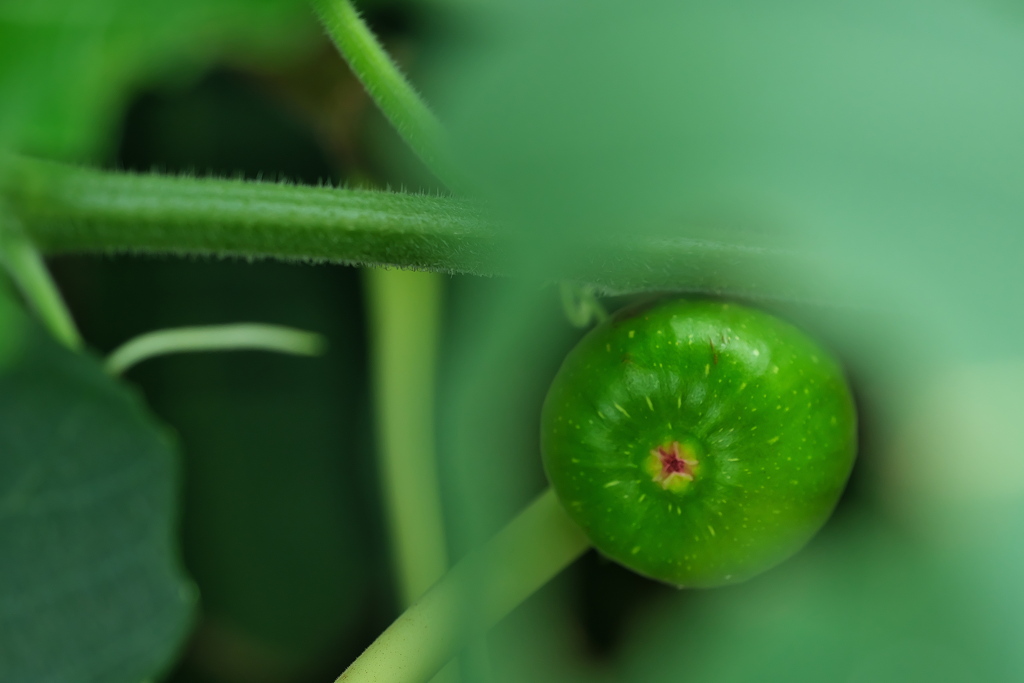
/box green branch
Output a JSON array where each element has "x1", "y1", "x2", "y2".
[
  {"x1": 335, "y1": 488, "x2": 590, "y2": 683},
  {"x1": 0, "y1": 211, "x2": 81, "y2": 349},
  {"x1": 6, "y1": 156, "x2": 490, "y2": 272},
  {"x1": 366, "y1": 269, "x2": 466, "y2": 683},
  {"x1": 311, "y1": 0, "x2": 462, "y2": 190},
  {"x1": 5, "y1": 158, "x2": 811, "y2": 298},
  {"x1": 366, "y1": 269, "x2": 450, "y2": 603},
  {"x1": 104, "y1": 323, "x2": 325, "y2": 375},
  {"x1": 559, "y1": 282, "x2": 609, "y2": 328}
]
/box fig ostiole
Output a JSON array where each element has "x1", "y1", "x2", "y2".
[{"x1": 541, "y1": 299, "x2": 857, "y2": 587}]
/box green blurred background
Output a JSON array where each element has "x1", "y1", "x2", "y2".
[{"x1": 4, "y1": 0, "x2": 1024, "y2": 681}]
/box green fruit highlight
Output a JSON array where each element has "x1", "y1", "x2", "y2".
[{"x1": 541, "y1": 299, "x2": 857, "y2": 587}]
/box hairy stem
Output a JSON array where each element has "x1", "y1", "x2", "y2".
[
  {"x1": 335, "y1": 488, "x2": 589, "y2": 683},
  {"x1": 311, "y1": 0, "x2": 461, "y2": 190},
  {"x1": 6, "y1": 159, "x2": 811, "y2": 299},
  {"x1": 6, "y1": 156, "x2": 490, "y2": 271},
  {"x1": 104, "y1": 323, "x2": 325, "y2": 375},
  {"x1": 0, "y1": 211, "x2": 81, "y2": 349}
]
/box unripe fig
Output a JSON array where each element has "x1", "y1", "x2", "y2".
[{"x1": 541, "y1": 299, "x2": 856, "y2": 587}]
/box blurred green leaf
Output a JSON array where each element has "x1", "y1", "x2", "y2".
[
  {"x1": 614, "y1": 515, "x2": 1006, "y2": 683},
  {"x1": 0, "y1": 0, "x2": 313, "y2": 160},
  {"x1": 429, "y1": 2, "x2": 1024, "y2": 679},
  {"x1": 0, "y1": 285, "x2": 27, "y2": 370},
  {"x1": 433, "y1": 0, "x2": 1024, "y2": 351},
  {"x1": 0, "y1": 291, "x2": 194, "y2": 681}
]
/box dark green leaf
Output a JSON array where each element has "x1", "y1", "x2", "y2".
[{"x1": 0, "y1": 294, "x2": 194, "y2": 682}]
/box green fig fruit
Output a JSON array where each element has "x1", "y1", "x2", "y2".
[{"x1": 541, "y1": 299, "x2": 857, "y2": 587}]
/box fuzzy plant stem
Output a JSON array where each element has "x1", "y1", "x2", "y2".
[
  {"x1": 5, "y1": 158, "x2": 808, "y2": 299},
  {"x1": 104, "y1": 323, "x2": 325, "y2": 375},
  {"x1": 5, "y1": 156, "x2": 490, "y2": 272},
  {"x1": 335, "y1": 487, "x2": 590, "y2": 683},
  {"x1": 0, "y1": 211, "x2": 81, "y2": 349},
  {"x1": 311, "y1": 0, "x2": 462, "y2": 190}
]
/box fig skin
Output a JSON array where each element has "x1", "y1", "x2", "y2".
[{"x1": 541, "y1": 299, "x2": 857, "y2": 587}]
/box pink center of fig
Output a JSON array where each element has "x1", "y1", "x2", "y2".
[{"x1": 648, "y1": 441, "x2": 699, "y2": 491}]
